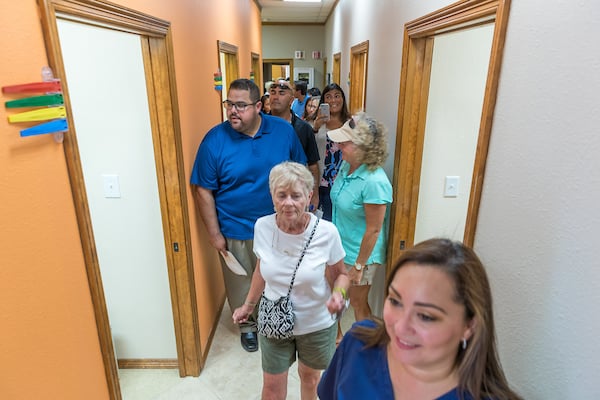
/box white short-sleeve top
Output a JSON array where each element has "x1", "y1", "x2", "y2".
[{"x1": 254, "y1": 213, "x2": 346, "y2": 335}]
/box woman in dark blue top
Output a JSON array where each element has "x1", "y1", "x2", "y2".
[{"x1": 318, "y1": 238, "x2": 523, "y2": 400}]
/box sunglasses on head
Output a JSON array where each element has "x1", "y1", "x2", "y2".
[{"x1": 270, "y1": 82, "x2": 292, "y2": 91}]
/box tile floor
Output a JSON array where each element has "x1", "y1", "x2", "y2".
[{"x1": 119, "y1": 303, "x2": 356, "y2": 400}]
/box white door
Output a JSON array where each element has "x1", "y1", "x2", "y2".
[
  {"x1": 57, "y1": 18, "x2": 177, "y2": 360},
  {"x1": 414, "y1": 24, "x2": 494, "y2": 243}
]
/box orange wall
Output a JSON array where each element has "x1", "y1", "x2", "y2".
[{"x1": 0, "y1": 1, "x2": 262, "y2": 399}]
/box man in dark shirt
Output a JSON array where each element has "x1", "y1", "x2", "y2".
[{"x1": 269, "y1": 79, "x2": 320, "y2": 211}]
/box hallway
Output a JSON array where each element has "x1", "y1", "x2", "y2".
[{"x1": 119, "y1": 303, "x2": 355, "y2": 399}]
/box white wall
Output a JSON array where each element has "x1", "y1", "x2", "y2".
[
  {"x1": 325, "y1": 0, "x2": 452, "y2": 177},
  {"x1": 262, "y1": 25, "x2": 326, "y2": 89},
  {"x1": 475, "y1": 2, "x2": 600, "y2": 397},
  {"x1": 325, "y1": 1, "x2": 600, "y2": 398}
]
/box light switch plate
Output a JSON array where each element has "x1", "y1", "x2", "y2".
[
  {"x1": 444, "y1": 176, "x2": 459, "y2": 197},
  {"x1": 102, "y1": 174, "x2": 121, "y2": 198}
]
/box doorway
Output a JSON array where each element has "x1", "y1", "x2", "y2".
[
  {"x1": 57, "y1": 16, "x2": 180, "y2": 365},
  {"x1": 332, "y1": 52, "x2": 341, "y2": 85},
  {"x1": 388, "y1": 0, "x2": 511, "y2": 264},
  {"x1": 349, "y1": 40, "x2": 369, "y2": 114},
  {"x1": 263, "y1": 58, "x2": 294, "y2": 90},
  {"x1": 218, "y1": 40, "x2": 240, "y2": 121},
  {"x1": 39, "y1": 1, "x2": 202, "y2": 398}
]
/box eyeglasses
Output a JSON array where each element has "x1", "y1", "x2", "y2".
[{"x1": 222, "y1": 100, "x2": 258, "y2": 111}]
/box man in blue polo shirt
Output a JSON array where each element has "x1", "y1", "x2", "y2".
[{"x1": 191, "y1": 79, "x2": 306, "y2": 352}]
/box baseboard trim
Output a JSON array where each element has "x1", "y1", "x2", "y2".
[{"x1": 117, "y1": 358, "x2": 179, "y2": 369}]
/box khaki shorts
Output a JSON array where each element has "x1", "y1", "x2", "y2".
[
  {"x1": 258, "y1": 323, "x2": 337, "y2": 374},
  {"x1": 345, "y1": 263, "x2": 381, "y2": 285}
]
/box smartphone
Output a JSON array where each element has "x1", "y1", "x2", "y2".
[{"x1": 319, "y1": 103, "x2": 330, "y2": 120}]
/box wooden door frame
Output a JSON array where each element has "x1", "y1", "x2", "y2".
[
  {"x1": 332, "y1": 52, "x2": 341, "y2": 85},
  {"x1": 38, "y1": 1, "x2": 202, "y2": 398},
  {"x1": 251, "y1": 52, "x2": 261, "y2": 88},
  {"x1": 389, "y1": 0, "x2": 511, "y2": 265},
  {"x1": 218, "y1": 40, "x2": 240, "y2": 91},
  {"x1": 349, "y1": 40, "x2": 369, "y2": 114},
  {"x1": 263, "y1": 58, "x2": 295, "y2": 82},
  {"x1": 218, "y1": 40, "x2": 240, "y2": 121}
]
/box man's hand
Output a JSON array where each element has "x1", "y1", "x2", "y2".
[{"x1": 208, "y1": 232, "x2": 227, "y2": 253}]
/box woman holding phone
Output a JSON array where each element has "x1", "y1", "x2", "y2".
[
  {"x1": 311, "y1": 83, "x2": 352, "y2": 221},
  {"x1": 302, "y1": 96, "x2": 320, "y2": 126}
]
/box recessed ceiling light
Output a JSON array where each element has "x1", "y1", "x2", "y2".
[{"x1": 284, "y1": 0, "x2": 321, "y2": 3}]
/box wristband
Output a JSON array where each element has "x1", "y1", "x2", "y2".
[
  {"x1": 333, "y1": 287, "x2": 348, "y2": 301},
  {"x1": 244, "y1": 300, "x2": 256, "y2": 308}
]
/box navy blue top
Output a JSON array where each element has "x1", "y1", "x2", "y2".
[
  {"x1": 190, "y1": 114, "x2": 306, "y2": 240},
  {"x1": 318, "y1": 320, "x2": 475, "y2": 400}
]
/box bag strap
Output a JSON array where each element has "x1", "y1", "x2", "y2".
[{"x1": 287, "y1": 216, "x2": 320, "y2": 296}]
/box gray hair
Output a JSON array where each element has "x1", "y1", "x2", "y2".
[{"x1": 269, "y1": 162, "x2": 314, "y2": 197}]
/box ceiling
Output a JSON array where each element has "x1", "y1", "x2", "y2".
[{"x1": 256, "y1": 0, "x2": 338, "y2": 24}]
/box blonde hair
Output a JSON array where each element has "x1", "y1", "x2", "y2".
[{"x1": 351, "y1": 112, "x2": 388, "y2": 170}]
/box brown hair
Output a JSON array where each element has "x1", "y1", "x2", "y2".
[
  {"x1": 352, "y1": 238, "x2": 522, "y2": 400},
  {"x1": 318, "y1": 83, "x2": 351, "y2": 122},
  {"x1": 229, "y1": 78, "x2": 260, "y2": 102},
  {"x1": 303, "y1": 96, "x2": 320, "y2": 121}
]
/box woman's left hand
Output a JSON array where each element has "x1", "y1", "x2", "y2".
[{"x1": 326, "y1": 291, "x2": 346, "y2": 315}]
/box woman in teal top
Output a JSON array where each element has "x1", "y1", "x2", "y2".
[{"x1": 328, "y1": 113, "x2": 393, "y2": 324}]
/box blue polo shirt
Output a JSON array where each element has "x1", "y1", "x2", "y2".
[
  {"x1": 291, "y1": 95, "x2": 310, "y2": 118},
  {"x1": 190, "y1": 114, "x2": 307, "y2": 240},
  {"x1": 330, "y1": 162, "x2": 392, "y2": 265}
]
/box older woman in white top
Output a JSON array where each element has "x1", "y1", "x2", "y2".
[{"x1": 233, "y1": 161, "x2": 349, "y2": 400}]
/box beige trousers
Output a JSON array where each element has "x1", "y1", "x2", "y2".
[{"x1": 220, "y1": 238, "x2": 258, "y2": 333}]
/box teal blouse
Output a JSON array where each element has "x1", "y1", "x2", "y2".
[{"x1": 330, "y1": 162, "x2": 392, "y2": 265}]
